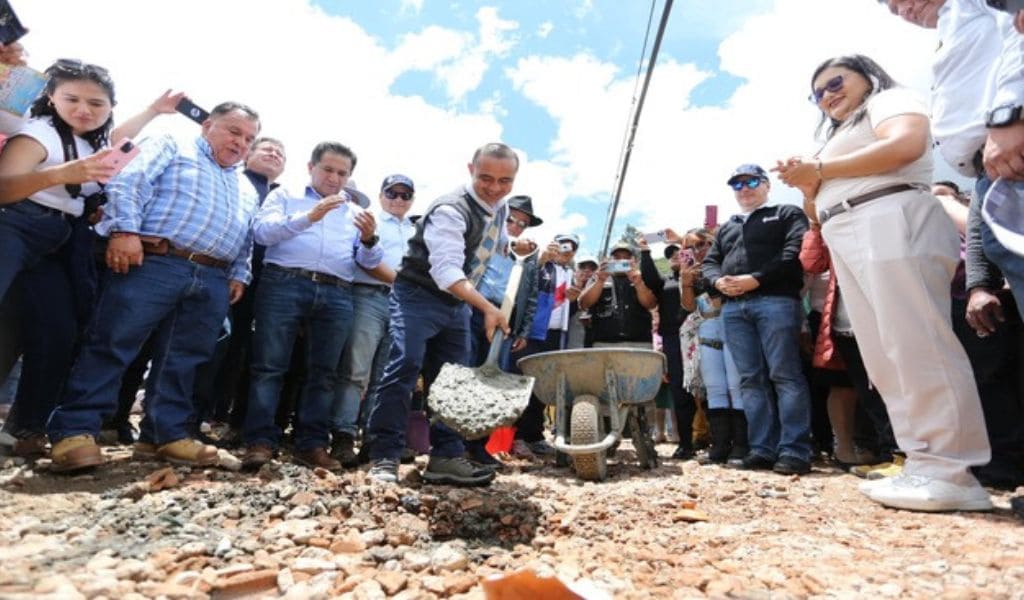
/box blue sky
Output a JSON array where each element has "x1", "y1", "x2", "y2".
[{"x1": 19, "y1": 0, "x2": 945, "y2": 257}]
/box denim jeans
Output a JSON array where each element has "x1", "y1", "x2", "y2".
[
  {"x1": 698, "y1": 317, "x2": 742, "y2": 411},
  {"x1": 333, "y1": 284, "x2": 390, "y2": 436},
  {"x1": 243, "y1": 266, "x2": 353, "y2": 451},
  {"x1": 977, "y1": 175, "x2": 1024, "y2": 323},
  {"x1": 48, "y1": 255, "x2": 229, "y2": 444},
  {"x1": 0, "y1": 200, "x2": 72, "y2": 300},
  {"x1": 365, "y1": 280, "x2": 470, "y2": 460},
  {"x1": 722, "y1": 295, "x2": 812, "y2": 462}
]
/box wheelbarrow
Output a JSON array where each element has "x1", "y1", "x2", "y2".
[{"x1": 517, "y1": 348, "x2": 665, "y2": 481}]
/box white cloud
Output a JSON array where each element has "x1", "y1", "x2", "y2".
[
  {"x1": 400, "y1": 0, "x2": 425, "y2": 15},
  {"x1": 506, "y1": 0, "x2": 947, "y2": 242},
  {"x1": 433, "y1": 6, "x2": 520, "y2": 102},
  {"x1": 11, "y1": 0, "x2": 524, "y2": 211},
  {"x1": 537, "y1": 21, "x2": 554, "y2": 39}
]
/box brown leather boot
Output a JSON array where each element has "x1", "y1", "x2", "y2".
[
  {"x1": 242, "y1": 445, "x2": 274, "y2": 471},
  {"x1": 156, "y1": 438, "x2": 219, "y2": 467},
  {"x1": 294, "y1": 447, "x2": 341, "y2": 471},
  {"x1": 51, "y1": 435, "x2": 105, "y2": 473}
]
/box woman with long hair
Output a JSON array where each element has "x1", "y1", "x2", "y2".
[
  {"x1": 0, "y1": 59, "x2": 182, "y2": 455},
  {"x1": 775, "y1": 54, "x2": 991, "y2": 512}
]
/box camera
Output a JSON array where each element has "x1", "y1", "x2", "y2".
[
  {"x1": 605, "y1": 259, "x2": 632, "y2": 274},
  {"x1": 986, "y1": 0, "x2": 1024, "y2": 12},
  {"x1": 559, "y1": 242, "x2": 574, "y2": 253}
]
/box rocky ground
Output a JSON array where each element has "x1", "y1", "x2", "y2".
[{"x1": 0, "y1": 442, "x2": 1022, "y2": 600}]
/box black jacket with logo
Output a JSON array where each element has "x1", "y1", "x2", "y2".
[{"x1": 701, "y1": 203, "x2": 808, "y2": 299}]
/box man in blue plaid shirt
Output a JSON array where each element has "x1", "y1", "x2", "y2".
[{"x1": 48, "y1": 102, "x2": 261, "y2": 472}]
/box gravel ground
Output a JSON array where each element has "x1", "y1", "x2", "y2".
[{"x1": 0, "y1": 442, "x2": 1022, "y2": 599}]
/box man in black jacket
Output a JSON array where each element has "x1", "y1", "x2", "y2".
[{"x1": 702, "y1": 164, "x2": 813, "y2": 475}]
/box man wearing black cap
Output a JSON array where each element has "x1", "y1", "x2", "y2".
[
  {"x1": 702, "y1": 163, "x2": 812, "y2": 475},
  {"x1": 331, "y1": 174, "x2": 418, "y2": 466}
]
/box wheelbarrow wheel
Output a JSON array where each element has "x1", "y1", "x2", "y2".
[{"x1": 570, "y1": 395, "x2": 607, "y2": 481}]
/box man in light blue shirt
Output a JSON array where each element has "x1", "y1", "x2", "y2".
[
  {"x1": 242, "y1": 141, "x2": 381, "y2": 472},
  {"x1": 48, "y1": 102, "x2": 261, "y2": 472},
  {"x1": 332, "y1": 174, "x2": 417, "y2": 466}
]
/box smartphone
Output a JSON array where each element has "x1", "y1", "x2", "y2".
[
  {"x1": 175, "y1": 97, "x2": 210, "y2": 125},
  {"x1": 98, "y1": 138, "x2": 140, "y2": 183},
  {"x1": 704, "y1": 205, "x2": 718, "y2": 230},
  {"x1": 605, "y1": 259, "x2": 632, "y2": 274},
  {"x1": 680, "y1": 248, "x2": 696, "y2": 266},
  {"x1": 986, "y1": 0, "x2": 1024, "y2": 13},
  {"x1": 642, "y1": 230, "x2": 666, "y2": 244},
  {"x1": 0, "y1": 1, "x2": 28, "y2": 45}
]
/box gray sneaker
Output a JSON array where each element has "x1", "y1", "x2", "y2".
[
  {"x1": 423, "y1": 456, "x2": 495, "y2": 487},
  {"x1": 368, "y1": 458, "x2": 399, "y2": 484}
]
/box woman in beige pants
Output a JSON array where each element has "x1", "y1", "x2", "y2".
[{"x1": 775, "y1": 54, "x2": 991, "y2": 512}]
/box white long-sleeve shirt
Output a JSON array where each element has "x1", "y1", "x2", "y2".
[{"x1": 932, "y1": 0, "x2": 1024, "y2": 177}]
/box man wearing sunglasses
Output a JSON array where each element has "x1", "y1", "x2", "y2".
[
  {"x1": 701, "y1": 164, "x2": 813, "y2": 475},
  {"x1": 363, "y1": 143, "x2": 517, "y2": 487},
  {"x1": 331, "y1": 174, "x2": 418, "y2": 467}
]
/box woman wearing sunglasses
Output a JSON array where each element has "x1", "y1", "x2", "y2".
[
  {"x1": 0, "y1": 58, "x2": 183, "y2": 456},
  {"x1": 775, "y1": 54, "x2": 991, "y2": 512}
]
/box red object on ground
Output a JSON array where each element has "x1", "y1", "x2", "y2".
[{"x1": 486, "y1": 426, "x2": 515, "y2": 454}]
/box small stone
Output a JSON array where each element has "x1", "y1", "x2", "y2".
[
  {"x1": 443, "y1": 573, "x2": 477, "y2": 595},
  {"x1": 278, "y1": 485, "x2": 297, "y2": 500},
  {"x1": 421, "y1": 575, "x2": 446, "y2": 594},
  {"x1": 286, "y1": 505, "x2": 312, "y2": 520},
  {"x1": 291, "y1": 558, "x2": 337, "y2": 573},
  {"x1": 290, "y1": 491, "x2": 317, "y2": 506},
  {"x1": 353, "y1": 579, "x2": 387, "y2": 600},
  {"x1": 430, "y1": 543, "x2": 469, "y2": 572},
  {"x1": 178, "y1": 541, "x2": 207, "y2": 558},
  {"x1": 214, "y1": 537, "x2": 232, "y2": 557},
  {"x1": 213, "y1": 569, "x2": 279, "y2": 596},
  {"x1": 277, "y1": 568, "x2": 295, "y2": 593},
  {"x1": 403, "y1": 551, "x2": 431, "y2": 571},
  {"x1": 375, "y1": 571, "x2": 408, "y2": 595},
  {"x1": 329, "y1": 529, "x2": 366, "y2": 554}
]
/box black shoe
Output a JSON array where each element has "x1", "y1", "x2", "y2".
[
  {"x1": 671, "y1": 445, "x2": 695, "y2": 460},
  {"x1": 330, "y1": 432, "x2": 359, "y2": 468},
  {"x1": 1011, "y1": 495, "x2": 1024, "y2": 521},
  {"x1": 739, "y1": 453, "x2": 775, "y2": 471},
  {"x1": 972, "y1": 462, "x2": 1024, "y2": 491},
  {"x1": 773, "y1": 456, "x2": 811, "y2": 475}
]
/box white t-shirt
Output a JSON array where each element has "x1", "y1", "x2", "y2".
[
  {"x1": 816, "y1": 88, "x2": 932, "y2": 213},
  {"x1": 14, "y1": 117, "x2": 102, "y2": 216}
]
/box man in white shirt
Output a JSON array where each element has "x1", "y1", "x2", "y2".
[
  {"x1": 241, "y1": 142, "x2": 380, "y2": 471},
  {"x1": 331, "y1": 174, "x2": 417, "y2": 467}
]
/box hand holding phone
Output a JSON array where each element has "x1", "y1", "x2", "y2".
[
  {"x1": 642, "y1": 230, "x2": 667, "y2": 244},
  {"x1": 175, "y1": 97, "x2": 210, "y2": 125},
  {"x1": 97, "y1": 138, "x2": 140, "y2": 183},
  {"x1": 0, "y1": 1, "x2": 28, "y2": 45},
  {"x1": 605, "y1": 259, "x2": 632, "y2": 274}
]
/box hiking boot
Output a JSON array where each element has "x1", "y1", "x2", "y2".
[
  {"x1": 51, "y1": 434, "x2": 104, "y2": 473},
  {"x1": 156, "y1": 438, "x2": 219, "y2": 467},
  {"x1": 330, "y1": 432, "x2": 359, "y2": 468},
  {"x1": 12, "y1": 433, "x2": 48, "y2": 458},
  {"x1": 773, "y1": 456, "x2": 812, "y2": 475},
  {"x1": 368, "y1": 458, "x2": 399, "y2": 484},
  {"x1": 739, "y1": 453, "x2": 775, "y2": 471},
  {"x1": 671, "y1": 445, "x2": 695, "y2": 460},
  {"x1": 242, "y1": 445, "x2": 274, "y2": 471},
  {"x1": 294, "y1": 447, "x2": 341, "y2": 471},
  {"x1": 423, "y1": 456, "x2": 495, "y2": 487}
]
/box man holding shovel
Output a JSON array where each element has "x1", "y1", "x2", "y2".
[{"x1": 364, "y1": 143, "x2": 517, "y2": 486}]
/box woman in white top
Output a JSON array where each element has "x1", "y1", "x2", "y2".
[
  {"x1": 775, "y1": 54, "x2": 992, "y2": 512},
  {"x1": 0, "y1": 59, "x2": 182, "y2": 455}
]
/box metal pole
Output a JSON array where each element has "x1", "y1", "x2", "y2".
[{"x1": 599, "y1": 0, "x2": 674, "y2": 256}]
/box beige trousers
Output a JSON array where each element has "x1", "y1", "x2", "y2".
[{"x1": 822, "y1": 189, "x2": 990, "y2": 484}]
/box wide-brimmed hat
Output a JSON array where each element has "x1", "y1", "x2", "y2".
[{"x1": 507, "y1": 195, "x2": 542, "y2": 227}]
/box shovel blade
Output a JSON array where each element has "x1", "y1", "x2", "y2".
[{"x1": 428, "y1": 362, "x2": 536, "y2": 440}]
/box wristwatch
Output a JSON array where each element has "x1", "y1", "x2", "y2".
[
  {"x1": 360, "y1": 235, "x2": 379, "y2": 248},
  {"x1": 985, "y1": 104, "x2": 1023, "y2": 128}
]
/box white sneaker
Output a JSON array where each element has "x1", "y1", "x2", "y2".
[{"x1": 863, "y1": 473, "x2": 993, "y2": 512}]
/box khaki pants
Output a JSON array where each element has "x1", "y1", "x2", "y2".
[{"x1": 822, "y1": 189, "x2": 990, "y2": 484}]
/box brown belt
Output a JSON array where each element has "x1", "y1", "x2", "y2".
[
  {"x1": 141, "y1": 238, "x2": 230, "y2": 270},
  {"x1": 818, "y1": 183, "x2": 924, "y2": 225}
]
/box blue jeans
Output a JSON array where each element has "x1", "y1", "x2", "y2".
[
  {"x1": 365, "y1": 280, "x2": 470, "y2": 460},
  {"x1": 977, "y1": 175, "x2": 1024, "y2": 323},
  {"x1": 698, "y1": 317, "x2": 742, "y2": 411},
  {"x1": 0, "y1": 200, "x2": 72, "y2": 300},
  {"x1": 333, "y1": 284, "x2": 390, "y2": 436},
  {"x1": 243, "y1": 266, "x2": 353, "y2": 451},
  {"x1": 722, "y1": 295, "x2": 812, "y2": 462},
  {"x1": 48, "y1": 255, "x2": 229, "y2": 444}
]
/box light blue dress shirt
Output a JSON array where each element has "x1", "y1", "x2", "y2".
[{"x1": 254, "y1": 185, "x2": 383, "y2": 281}]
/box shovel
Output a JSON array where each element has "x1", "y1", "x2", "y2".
[{"x1": 428, "y1": 258, "x2": 536, "y2": 440}]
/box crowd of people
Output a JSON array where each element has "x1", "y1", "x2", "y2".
[{"x1": 0, "y1": 0, "x2": 1022, "y2": 517}]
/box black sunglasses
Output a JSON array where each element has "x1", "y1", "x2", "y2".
[
  {"x1": 383, "y1": 189, "x2": 413, "y2": 201},
  {"x1": 729, "y1": 178, "x2": 764, "y2": 191},
  {"x1": 810, "y1": 75, "x2": 844, "y2": 103}
]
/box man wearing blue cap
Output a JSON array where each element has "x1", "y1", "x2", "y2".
[
  {"x1": 701, "y1": 163, "x2": 813, "y2": 475},
  {"x1": 330, "y1": 174, "x2": 417, "y2": 466}
]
